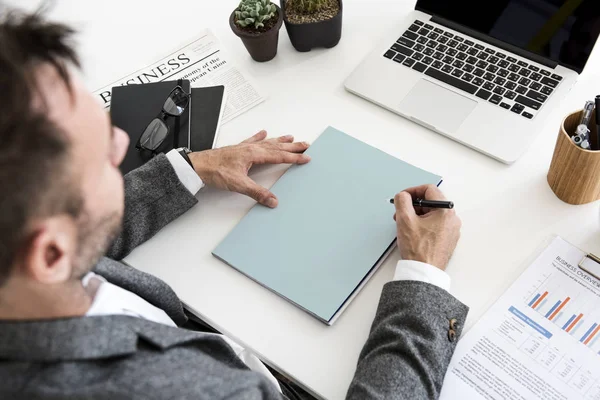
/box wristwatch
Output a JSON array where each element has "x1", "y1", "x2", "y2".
[{"x1": 177, "y1": 147, "x2": 193, "y2": 168}]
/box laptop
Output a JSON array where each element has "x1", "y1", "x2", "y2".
[{"x1": 344, "y1": 0, "x2": 600, "y2": 164}]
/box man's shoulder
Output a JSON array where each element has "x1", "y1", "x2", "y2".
[
  {"x1": 0, "y1": 359, "x2": 274, "y2": 400},
  {"x1": 0, "y1": 316, "x2": 281, "y2": 399}
]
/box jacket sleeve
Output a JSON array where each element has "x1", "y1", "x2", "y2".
[
  {"x1": 106, "y1": 154, "x2": 198, "y2": 260},
  {"x1": 346, "y1": 280, "x2": 469, "y2": 400}
]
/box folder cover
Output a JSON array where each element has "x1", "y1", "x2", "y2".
[{"x1": 212, "y1": 127, "x2": 442, "y2": 324}]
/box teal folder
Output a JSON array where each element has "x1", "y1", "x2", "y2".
[{"x1": 212, "y1": 127, "x2": 442, "y2": 324}]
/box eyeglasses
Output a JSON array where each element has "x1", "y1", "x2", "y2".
[{"x1": 136, "y1": 85, "x2": 190, "y2": 154}]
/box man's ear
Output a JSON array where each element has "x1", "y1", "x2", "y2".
[{"x1": 21, "y1": 217, "x2": 77, "y2": 284}]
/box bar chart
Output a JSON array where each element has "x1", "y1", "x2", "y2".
[{"x1": 526, "y1": 271, "x2": 600, "y2": 353}]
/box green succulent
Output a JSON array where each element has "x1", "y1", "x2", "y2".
[
  {"x1": 287, "y1": 0, "x2": 326, "y2": 14},
  {"x1": 235, "y1": 0, "x2": 277, "y2": 29}
]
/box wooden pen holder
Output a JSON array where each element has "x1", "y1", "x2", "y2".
[{"x1": 547, "y1": 109, "x2": 600, "y2": 205}]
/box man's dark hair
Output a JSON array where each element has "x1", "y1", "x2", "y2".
[{"x1": 0, "y1": 8, "x2": 83, "y2": 285}]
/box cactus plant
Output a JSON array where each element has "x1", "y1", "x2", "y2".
[
  {"x1": 235, "y1": 0, "x2": 277, "y2": 30},
  {"x1": 287, "y1": 0, "x2": 327, "y2": 14}
]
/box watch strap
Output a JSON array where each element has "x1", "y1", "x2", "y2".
[{"x1": 178, "y1": 148, "x2": 193, "y2": 169}]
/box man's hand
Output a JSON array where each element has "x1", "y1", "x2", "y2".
[
  {"x1": 394, "y1": 185, "x2": 461, "y2": 271},
  {"x1": 188, "y1": 130, "x2": 310, "y2": 208}
]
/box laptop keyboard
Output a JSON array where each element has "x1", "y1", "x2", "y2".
[{"x1": 383, "y1": 19, "x2": 563, "y2": 119}]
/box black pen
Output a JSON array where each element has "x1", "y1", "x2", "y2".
[
  {"x1": 389, "y1": 198, "x2": 454, "y2": 209},
  {"x1": 595, "y1": 95, "x2": 600, "y2": 150}
]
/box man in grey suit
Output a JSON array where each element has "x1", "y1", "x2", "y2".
[{"x1": 0, "y1": 9, "x2": 468, "y2": 400}]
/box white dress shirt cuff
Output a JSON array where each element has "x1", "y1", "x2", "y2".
[
  {"x1": 165, "y1": 149, "x2": 205, "y2": 195},
  {"x1": 393, "y1": 260, "x2": 451, "y2": 292}
]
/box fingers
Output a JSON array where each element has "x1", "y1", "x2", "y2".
[
  {"x1": 422, "y1": 185, "x2": 447, "y2": 201},
  {"x1": 403, "y1": 184, "x2": 447, "y2": 201},
  {"x1": 278, "y1": 142, "x2": 310, "y2": 154},
  {"x1": 403, "y1": 184, "x2": 447, "y2": 215},
  {"x1": 239, "y1": 177, "x2": 278, "y2": 208},
  {"x1": 256, "y1": 150, "x2": 311, "y2": 165},
  {"x1": 242, "y1": 130, "x2": 268, "y2": 144},
  {"x1": 243, "y1": 132, "x2": 294, "y2": 145},
  {"x1": 394, "y1": 191, "x2": 416, "y2": 223},
  {"x1": 276, "y1": 135, "x2": 294, "y2": 143}
]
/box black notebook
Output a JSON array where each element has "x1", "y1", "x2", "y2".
[
  {"x1": 110, "y1": 80, "x2": 225, "y2": 175},
  {"x1": 190, "y1": 85, "x2": 226, "y2": 151}
]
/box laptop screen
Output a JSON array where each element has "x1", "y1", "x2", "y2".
[{"x1": 416, "y1": 0, "x2": 600, "y2": 73}]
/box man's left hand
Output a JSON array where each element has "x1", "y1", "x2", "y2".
[{"x1": 188, "y1": 130, "x2": 311, "y2": 208}]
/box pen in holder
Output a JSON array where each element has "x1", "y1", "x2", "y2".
[{"x1": 547, "y1": 108, "x2": 600, "y2": 205}]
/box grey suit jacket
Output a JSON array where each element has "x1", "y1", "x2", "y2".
[{"x1": 0, "y1": 155, "x2": 468, "y2": 400}]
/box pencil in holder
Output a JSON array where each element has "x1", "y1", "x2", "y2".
[{"x1": 547, "y1": 108, "x2": 600, "y2": 205}]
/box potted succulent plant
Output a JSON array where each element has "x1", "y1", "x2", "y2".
[
  {"x1": 230, "y1": 0, "x2": 284, "y2": 62},
  {"x1": 281, "y1": 0, "x2": 343, "y2": 52}
]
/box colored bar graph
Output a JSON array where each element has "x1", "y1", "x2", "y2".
[
  {"x1": 549, "y1": 297, "x2": 570, "y2": 321},
  {"x1": 545, "y1": 300, "x2": 561, "y2": 318},
  {"x1": 563, "y1": 314, "x2": 576, "y2": 330},
  {"x1": 581, "y1": 323, "x2": 598, "y2": 343},
  {"x1": 584, "y1": 324, "x2": 600, "y2": 345},
  {"x1": 525, "y1": 289, "x2": 599, "y2": 347},
  {"x1": 529, "y1": 293, "x2": 541, "y2": 307},
  {"x1": 532, "y1": 291, "x2": 548, "y2": 309},
  {"x1": 567, "y1": 314, "x2": 583, "y2": 333},
  {"x1": 554, "y1": 312, "x2": 564, "y2": 323}
]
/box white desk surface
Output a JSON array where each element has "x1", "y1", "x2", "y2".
[{"x1": 10, "y1": 0, "x2": 600, "y2": 399}]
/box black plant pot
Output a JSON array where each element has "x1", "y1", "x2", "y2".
[
  {"x1": 230, "y1": 5, "x2": 284, "y2": 62},
  {"x1": 281, "y1": 0, "x2": 343, "y2": 52}
]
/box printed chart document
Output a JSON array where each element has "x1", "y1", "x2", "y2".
[
  {"x1": 93, "y1": 29, "x2": 265, "y2": 124},
  {"x1": 440, "y1": 236, "x2": 600, "y2": 400}
]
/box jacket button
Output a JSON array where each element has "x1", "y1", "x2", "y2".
[
  {"x1": 449, "y1": 318, "x2": 458, "y2": 331},
  {"x1": 448, "y1": 329, "x2": 456, "y2": 342}
]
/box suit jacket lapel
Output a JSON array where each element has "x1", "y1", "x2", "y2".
[{"x1": 94, "y1": 258, "x2": 188, "y2": 326}]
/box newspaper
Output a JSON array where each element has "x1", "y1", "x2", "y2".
[{"x1": 93, "y1": 29, "x2": 265, "y2": 124}]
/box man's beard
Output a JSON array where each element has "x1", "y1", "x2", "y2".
[{"x1": 71, "y1": 210, "x2": 122, "y2": 279}]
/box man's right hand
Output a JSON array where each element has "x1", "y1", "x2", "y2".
[{"x1": 394, "y1": 185, "x2": 462, "y2": 271}]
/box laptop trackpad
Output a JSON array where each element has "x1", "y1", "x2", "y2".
[{"x1": 399, "y1": 79, "x2": 477, "y2": 133}]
